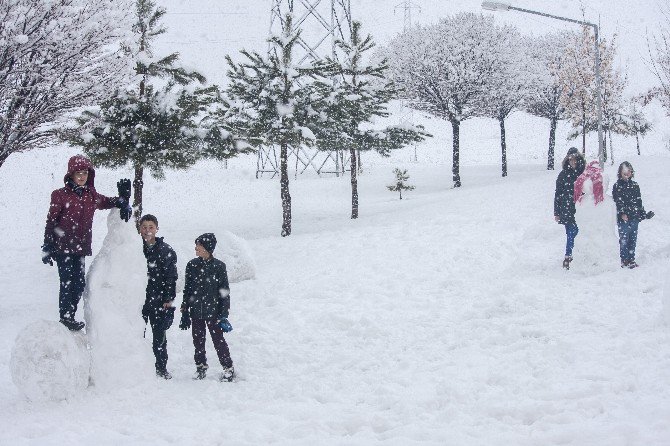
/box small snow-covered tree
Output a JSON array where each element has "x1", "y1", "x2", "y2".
[
  {"x1": 385, "y1": 13, "x2": 506, "y2": 187},
  {"x1": 387, "y1": 168, "x2": 414, "y2": 200},
  {"x1": 618, "y1": 98, "x2": 652, "y2": 156},
  {"x1": 477, "y1": 28, "x2": 535, "y2": 177},
  {"x1": 525, "y1": 31, "x2": 574, "y2": 170},
  {"x1": 65, "y1": 0, "x2": 240, "y2": 226},
  {"x1": 225, "y1": 14, "x2": 326, "y2": 237},
  {"x1": 312, "y1": 21, "x2": 428, "y2": 219},
  {"x1": 0, "y1": 0, "x2": 129, "y2": 168}
]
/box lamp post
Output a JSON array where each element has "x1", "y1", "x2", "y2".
[{"x1": 482, "y1": 1, "x2": 605, "y2": 168}]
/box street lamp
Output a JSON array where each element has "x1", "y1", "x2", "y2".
[{"x1": 482, "y1": 1, "x2": 605, "y2": 168}]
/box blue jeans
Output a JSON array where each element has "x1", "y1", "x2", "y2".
[
  {"x1": 617, "y1": 220, "x2": 639, "y2": 262},
  {"x1": 564, "y1": 223, "x2": 579, "y2": 257}
]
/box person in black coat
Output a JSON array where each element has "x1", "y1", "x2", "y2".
[
  {"x1": 179, "y1": 233, "x2": 235, "y2": 382},
  {"x1": 554, "y1": 147, "x2": 585, "y2": 269},
  {"x1": 139, "y1": 214, "x2": 178, "y2": 379},
  {"x1": 612, "y1": 162, "x2": 654, "y2": 268}
]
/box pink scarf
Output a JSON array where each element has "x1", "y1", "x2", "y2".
[{"x1": 574, "y1": 160, "x2": 604, "y2": 205}]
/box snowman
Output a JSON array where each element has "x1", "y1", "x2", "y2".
[{"x1": 572, "y1": 160, "x2": 618, "y2": 271}]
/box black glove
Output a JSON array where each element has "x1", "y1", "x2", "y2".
[
  {"x1": 179, "y1": 309, "x2": 191, "y2": 330},
  {"x1": 117, "y1": 179, "x2": 131, "y2": 201},
  {"x1": 114, "y1": 197, "x2": 132, "y2": 222},
  {"x1": 41, "y1": 243, "x2": 54, "y2": 266},
  {"x1": 645, "y1": 211, "x2": 655, "y2": 220},
  {"x1": 141, "y1": 303, "x2": 151, "y2": 324}
]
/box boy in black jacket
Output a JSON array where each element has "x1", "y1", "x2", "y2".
[
  {"x1": 612, "y1": 162, "x2": 654, "y2": 268},
  {"x1": 139, "y1": 214, "x2": 178, "y2": 379},
  {"x1": 179, "y1": 233, "x2": 235, "y2": 382}
]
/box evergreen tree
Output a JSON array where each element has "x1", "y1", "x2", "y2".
[
  {"x1": 65, "y1": 0, "x2": 241, "y2": 225},
  {"x1": 312, "y1": 21, "x2": 428, "y2": 219},
  {"x1": 619, "y1": 99, "x2": 652, "y2": 156},
  {"x1": 387, "y1": 168, "x2": 415, "y2": 200},
  {"x1": 225, "y1": 14, "x2": 326, "y2": 237}
]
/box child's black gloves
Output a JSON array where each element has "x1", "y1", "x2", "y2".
[
  {"x1": 645, "y1": 211, "x2": 655, "y2": 220},
  {"x1": 117, "y1": 179, "x2": 131, "y2": 201},
  {"x1": 179, "y1": 309, "x2": 191, "y2": 330},
  {"x1": 41, "y1": 243, "x2": 53, "y2": 266}
]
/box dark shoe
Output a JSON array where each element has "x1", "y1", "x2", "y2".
[
  {"x1": 562, "y1": 256, "x2": 572, "y2": 270},
  {"x1": 193, "y1": 364, "x2": 208, "y2": 380},
  {"x1": 60, "y1": 318, "x2": 85, "y2": 331},
  {"x1": 156, "y1": 369, "x2": 172, "y2": 380},
  {"x1": 628, "y1": 260, "x2": 639, "y2": 269},
  {"x1": 621, "y1": 259, "x2": 629, "y2": 268},
  {"x1": 219, "y1": 366, "x2": 235, "y2": 382}
]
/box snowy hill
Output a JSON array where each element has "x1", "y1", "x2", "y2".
[{"x1": 2, "y1": 0, "x2": 670, "y2": 444}]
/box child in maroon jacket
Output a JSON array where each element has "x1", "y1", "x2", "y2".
[{"x1": 42, "y1": 155, "x2": 131, "y2": 331}]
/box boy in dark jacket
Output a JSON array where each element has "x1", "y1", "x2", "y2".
[
  {"x1": 554, "y1": 147, "x2": 585, "y2": 270},
  {"x1": 139, "y1": 214, "x2": 178, "y2": 379},
  {"x1": 612, "y1": 161, "x2": 654, "y2": 268},
  {"x1": 42, "y1": 155, "x2": 132, "y2": 331},
  {"x1": 179, "y1": 233, "x2": 235, "y2": 382}
]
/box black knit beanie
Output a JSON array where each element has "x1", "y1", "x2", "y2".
[{"x1": 195, "y1": 233, "x2": 217, "y2": 255}]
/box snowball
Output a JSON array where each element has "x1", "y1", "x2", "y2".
[
  {"x1": 10, "y1": 320, "x2": 90, "y2": 402},
  {"x1": 215, "y1": 231, "x2": 256, "y2": 283}
]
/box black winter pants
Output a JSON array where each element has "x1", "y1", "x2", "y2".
[
  {"x1": 192, "y1": 318, "x2": 233, "y2": 369},
  {"x1": 55, "y1": 254, "x2": 85, "y2": 320},
  {"x1": 149, "y1": 311, "x2": 168, "y2": 373}
]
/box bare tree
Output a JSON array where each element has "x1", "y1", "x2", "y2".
[{"x1": 0, "y1": 0, "x2": 130, "y2": 168}]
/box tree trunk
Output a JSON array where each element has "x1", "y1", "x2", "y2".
[
  {"x1": 603, "y1": 131, "x2": 608, "y2": 163},
  {"x1": 399, "y1": 189, "x2": 403, "y2": 200},
  {"x1": 451, "y1": 120, "x2": 461, "y2": 188},
  {"x1": 132, "y1": 165, "x2": 144, "y2": 230},
  {"x1": 280, "y1": 142, "x2": 291, "y2": 237},
  {"x1": 547, "y1": 116, "x2": 557, "y2": 170},
  {"x1": 350, "y1": 149, "x2": 359, "y2": 219},
  {"x1": 581, "y1": 113, "x2": 586, "y2": 156},
  {"x1": 636, "y1": 133, "x2": 640, "y2": 155},
  {"x1": 356, "y1": 149, "x2": 362, "y2": 174},
  {"x1": 609, "y1": 130, "x2": 614, "y2": 166},
  {"x1": 0, "y1": 151, "x2": 10, "y2": 169},
  {"x1": 499, "y1": 117, "x2": 507, "y2": 178}
]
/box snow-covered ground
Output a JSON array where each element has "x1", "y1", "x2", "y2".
[
  {"x1": 2, "y1": 116, "x2": 670, "y2": 444},
  {"x1": 3, "y1": 0, "x2": 670, "y2": 443}
]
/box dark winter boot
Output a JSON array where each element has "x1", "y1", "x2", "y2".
[
  {"x1": 562, "y1": 256, "x2": 572, "y2": 270},
  {"x1": 219, "y1": 366, "x2": 235, "y2": 383},
  {"x1": 193, "y1": 364, "x2": 208, "y2": 380},
  {"x1": 621, "y1": 259, "x2": 629, "y2": 268},
  {"x1": 627, "y1": 260, "x2": 639, "y2": 269},
  {"x1": 60, "y1": 317, "x2": 85, "y2": 331},
  {"x1": 156, "y1": 369, "x2": 172, "y2": 380}
]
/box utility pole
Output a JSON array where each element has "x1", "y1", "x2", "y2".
[{"x1": 394, "y1": 1, "x2": 421, "y2": 161}]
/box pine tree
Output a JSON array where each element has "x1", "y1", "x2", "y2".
[
  {"x1": 225, "y1": 14, "x2": 326, "y2": 237},
  {"x1": 387, "y1": 168, "x2": 415, "y2": 200},
  {"x1": 65, "y1": 0, "x2": 241, "y2": 226},
  {"x1": 312, "y1": 21, "x2": 428, "y2": 219}
]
